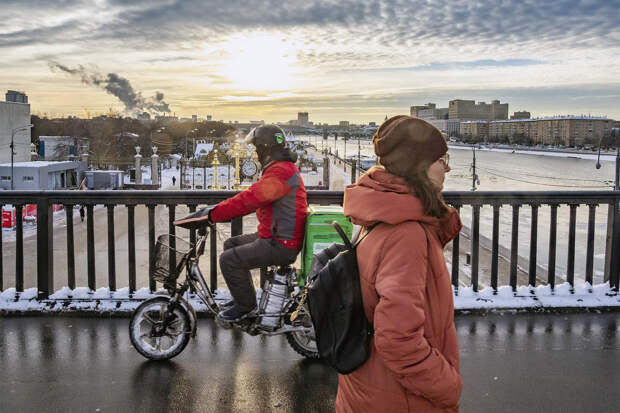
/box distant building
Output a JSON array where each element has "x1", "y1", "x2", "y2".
[
  {"x1": 298, "y1": 112, "x2": 309, "y2": 126},
  {"x1": 5, "y1": 90, "x2": 28, "y2": 104},
  {"x1": 485, "y1": 116, "x2": 612, "y2": 145},
  {"x1": 194, "y1": 141, "x2": 214, "y2": 158},
  {"x1": 449, "y1": 99, "x2": 508, "y2": 120},
  {"x1": 0, "y1": 161, "x2": 83, "y2": 190},
  {"x1": 428, "y1": 119, "x2": 461, "y2": 137},
  {"x1": 339, "y1": 121, "x2": 350, "y2": 128},
  {"x1": 511, "y1": 111, "x2": 531, "y2": 119},
  {"x1": 460, "y1": 121, "x2": 490, "y2": 141},
  {"x1": 39, "y1": 136, "x2": 87, "y2": 161},
  {"x1": 488, "y1": 119, "x2": 538, "y2": 142},
  {"x1": 206, "y1": 115, "x2": 212, "y2": 121},
  {"x1": 137, "y1": 112, "x2": 151, "y2": 120},
  {"x1": 410, "y1": 103, "x2": 449, "y2": 120},
  {"x1": 192, "y1": 115, "x2": 198, "y2": 122},
  {"x1": 1, "y1": 90, "x2": 31, "y2": 164}
]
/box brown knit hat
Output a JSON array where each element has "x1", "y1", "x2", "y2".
[{"x1": 373, "y1": 115, "x2": 447, "y2": 179}]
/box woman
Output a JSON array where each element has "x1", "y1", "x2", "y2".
[{"x1": 338, "y1": 115, "x2": 463, "y2": 412}]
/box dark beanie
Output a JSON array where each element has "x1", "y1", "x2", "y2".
[{"x1": 373, "y1": 115, "x2": 447, "y2": 179}]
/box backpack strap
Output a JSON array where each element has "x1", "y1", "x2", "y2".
[
  {"x1": 353, "y1": 223, "x2": 379, "y2": 248},
  {"x1": 332, "y1": 222, "x2": 379, "y2": 249}
]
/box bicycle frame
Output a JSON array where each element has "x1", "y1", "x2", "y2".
[{"x1": 163, "y1": 229, "x2": 313, "y2": 337}]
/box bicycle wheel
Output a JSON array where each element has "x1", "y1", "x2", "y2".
[
  {"x1": 129, "y1": 297, "x2": 192, "y2": 360},
  {"x1": 286, "y1": 303, "x2": 320, "y2": 359}
]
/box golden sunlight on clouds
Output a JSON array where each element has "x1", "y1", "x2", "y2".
[{"x1": 214, "y1": 32, "x2": 305, "y2": 91}]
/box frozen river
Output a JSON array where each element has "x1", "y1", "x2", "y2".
[{"x1": 299, "y1": 135, "x2": 617, "y2": 286}]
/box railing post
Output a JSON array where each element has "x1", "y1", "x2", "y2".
[
  {"x1": 36, "y1": 196, "x2": 54, "y2": 299},
  {"x1": 610, "y1": 195, "x2": 620, "y2": 291},
  {"x1": 323, "y1": 157, "x2": 330, "y2": 189},
  {"x1": 451, "y1": 205, "x2": 461, "y2": 292}
]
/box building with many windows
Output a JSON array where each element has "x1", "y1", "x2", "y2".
[
  {"x1": 0, "y1": 91, "x2": 31, "y2": 164},
  {"x1": 410, "y1": 103, "x2": 449, "y2": 120},
  {"x1": 461, "y1": 116, "x2": 612, "y2": 145},
  {"x1": 449, "y1": 99, "x2": 508, "y2": 120},
  {"x1": 460, "y1": 121, "x2": 490, "y2": 141}
]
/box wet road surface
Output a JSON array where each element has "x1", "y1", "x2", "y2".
[{"x1": 1, "y1": 311, "x2": 619, "y2": 413}]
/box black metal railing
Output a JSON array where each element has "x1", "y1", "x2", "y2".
[{"x1": 0, "y1": 190, "x2": 618, "y2": 300}]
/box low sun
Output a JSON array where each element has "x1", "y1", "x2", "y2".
[{"x1": 215, "y1": 32, "x2": 302, "y2": 91}]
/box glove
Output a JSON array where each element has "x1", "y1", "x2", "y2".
[{"x1": 174, "y1": 206, "x2": 215, "y2": 231}]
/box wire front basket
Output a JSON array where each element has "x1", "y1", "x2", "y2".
[{"x1": 152, "y1": 234, "x2": 192, "y2": 284}]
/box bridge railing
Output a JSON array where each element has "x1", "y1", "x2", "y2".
[{"x1": 0, "y1": 190, "x2": 618, "y2": 299}]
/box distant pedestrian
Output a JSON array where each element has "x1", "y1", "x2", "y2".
[
  {"x1": 338, "y1": 115, "x2": 462, "y2": 412},
  {"x1": 78, "y1": 178, "x2": 87, "y2": 222},
  {"x1": 172, "y1": 175, "x2": 177, "y2": 186}
]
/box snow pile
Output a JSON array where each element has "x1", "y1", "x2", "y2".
[
  {"x1": 454, "y1": 282, "x2": 620, "y2": 310},
  {"x1": 0, "y1": 287, "x2": 233, "y2": 314},
  {"x1": 1, "y1": 283, "x2": 618, "y2": 314}
]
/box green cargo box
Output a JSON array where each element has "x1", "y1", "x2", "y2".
[{"x1": 299, "y1": 205, "x2": 353, "y2": 283}]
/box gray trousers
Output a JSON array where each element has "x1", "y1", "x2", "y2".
[{"x1": 220, "y1": 233, "x2": 299, "y2": 312}]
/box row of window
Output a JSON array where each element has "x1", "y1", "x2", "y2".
[{"x1": 1, "y1": 176, "x2": 34, "y2": 181}]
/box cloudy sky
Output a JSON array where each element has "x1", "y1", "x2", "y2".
[{"x1": 1, "y1": 0, "x2": 619, "y2": 123}]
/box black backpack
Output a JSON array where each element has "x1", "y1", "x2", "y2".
[{"x1": 306, "y1": 222, "x2": 377, "y2": 374}]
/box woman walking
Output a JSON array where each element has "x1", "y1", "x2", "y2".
[{"x1": 338, "y1": 115, "x2": 463, "y2": 412}]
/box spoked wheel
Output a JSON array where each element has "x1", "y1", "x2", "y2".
[
  {"x1": 129, "y1": 297, "x2": 192, "y2": 360},
  {"x1": 286, "y1": 303, "x2": 320, "y2": 359}
]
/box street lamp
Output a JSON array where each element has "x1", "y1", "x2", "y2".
[
  {"x1": 185, "y1": 128, "x2": 198, "y2": 159},
  {"x1": 11, "y1": 124, "x2": 33, "y2": 190}
]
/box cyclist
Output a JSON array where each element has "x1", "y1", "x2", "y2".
[{"x1": 175, "y1": 124, "x2": 307, "y2": 326}]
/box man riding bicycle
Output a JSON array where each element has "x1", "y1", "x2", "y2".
[{"x1": 175, "y1": 125, "x2": 307, "y2": 327}]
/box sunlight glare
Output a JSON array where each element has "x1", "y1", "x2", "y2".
[{"x1": 216, "y1": 32, "x2": 301, "y2": 91}]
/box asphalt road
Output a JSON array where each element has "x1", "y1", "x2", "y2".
[{"x1": 1, "y1": 311, "x2": 619, "y2": 413}]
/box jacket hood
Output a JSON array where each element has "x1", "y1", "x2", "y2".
[{"x1": 343, "y1": 166, "x2": 461, "y2": 245}]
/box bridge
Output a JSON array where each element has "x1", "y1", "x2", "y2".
[{"x1": 1, "y1": 190, "x2": 619, "y2": 412}]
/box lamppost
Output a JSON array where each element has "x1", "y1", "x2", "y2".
[
  {"x1": 185, "y1": 128, "x2": 197, "y2": 159},
  {"x1": 11, "y1": 124, "x2": 33, "y2": 190}
]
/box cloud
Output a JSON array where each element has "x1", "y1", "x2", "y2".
[
  {"x1": 334, "y1": 59, "x2": 546, "y2": 73},
  {"x1": 2, "y1": 0, "x2": 619, "y2": 52}
]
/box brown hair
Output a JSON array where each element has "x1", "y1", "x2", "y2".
[{"x1": 400, "y1": 161, "x2": 449, "y2": 219}]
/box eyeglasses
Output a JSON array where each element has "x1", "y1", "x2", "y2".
[{"x1": 438, "y1": 153, "x2": 450, "y2": 168}]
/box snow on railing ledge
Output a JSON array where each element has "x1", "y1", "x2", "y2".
[
  {"x1": 453, "y1": 282, "x2": 619, "y2": 310},
  {"x1": 1, "y1": 283, "x2": 617, "y2": 314}
]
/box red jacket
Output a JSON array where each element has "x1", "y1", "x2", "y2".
[
  {"x1": 210, "y1": 160, "x2": 307, "y2": 250},
  {"x1": 338, "y1": 167, "x2": 463, "y2": 413}
]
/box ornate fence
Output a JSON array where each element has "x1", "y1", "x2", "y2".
[{"x1": 0, "y1": 190, "x2": 618, "y2": 300}]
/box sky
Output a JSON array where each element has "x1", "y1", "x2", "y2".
[{"x1": 1, "y1": 0, "x2": 619, "y2": 123}]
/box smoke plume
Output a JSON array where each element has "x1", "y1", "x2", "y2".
[{"x1": 49, "y1": 62, "x2": 171, "y2": 115}]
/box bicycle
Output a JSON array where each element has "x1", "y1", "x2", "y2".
[{"x1": 129, "y1": 225, "x2": 318, "y2": 361}]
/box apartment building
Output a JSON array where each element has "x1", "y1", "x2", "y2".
[
  {"x1": 536, "y1": 116, "x2": 612, "y2": 146},
  {"x1": 460, "y1": 121, "x2": 489, "y2": 141},
  {"x1": 478, "y1": 116, "x2": 612, "y2": 145},
  {"x1": 489, "y1": 119, "x2": 538, "y2": 142}
]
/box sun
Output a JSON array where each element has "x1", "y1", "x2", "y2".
[{"x1": 215, "y1": 32, "x2": 302, "y2": 91}]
